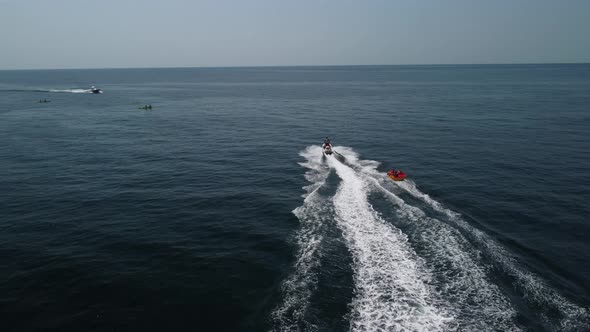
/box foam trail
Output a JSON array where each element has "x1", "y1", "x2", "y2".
[
  {"x1": 327, "y1": 155, "x2": 453, "y2": 331},
  {"x1": 0, "y1": 88, "x2": 95, "y2": 93},
  {"x1": 394, "y1": 181, "x2": 590, "y2": 330},
  {"x1": 329, "y1": 148, "x2": 520, "y2": 330},
  {"x1": 368, "y1": 176, "x2": 521, "y2": 330},
  {"x1": 271, "y1": 146, "x2": 330, "y2": 331},
  {"x1": 49, "y1": 88, "x2": 94, "y2": 93},
  {"x1": 336, "y1": 146, "x2": 589, "y2": 331}
]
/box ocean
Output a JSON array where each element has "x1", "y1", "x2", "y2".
[{"x1": 1, "y1": 64, "x2": 589, "y2": 331}]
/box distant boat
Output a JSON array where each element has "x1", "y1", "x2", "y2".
[{"x1": 90, "y1": 86, "x2": 102, "y2": 94}]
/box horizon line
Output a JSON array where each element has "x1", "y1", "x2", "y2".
[{"x1": 1, "y1": 61, "x2": 589, "y2": 71}]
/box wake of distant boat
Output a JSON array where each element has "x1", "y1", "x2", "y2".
[{"x1": 49, "y1": 88, "x2": 101, "y2": 93}]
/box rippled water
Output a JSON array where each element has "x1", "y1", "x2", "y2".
[{"x1": 1, "y1": 65, "x2": 589, "y2": 331}]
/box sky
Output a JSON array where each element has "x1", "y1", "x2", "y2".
[{"x1": 1, "y1": 0, "x2": 589, "y2": 69}]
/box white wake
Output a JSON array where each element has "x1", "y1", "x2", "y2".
[
  {"x1": 395, "y1": 180, "x2": 590, "y2": 331},
  {"x1": 344, "y1": 147, "x2": 589, "y2": 331},
  {"x1": 274, "y1": 145, "x2": 588, "y2": 331},
  {"x1": 271, "y1": 146, "x2": 330, "y2": 331},
  {"x1": 49, "y1": 88, "x2": 96, "y2": 93},
  {"x1": 328, "y1": 153, "x2": 453, "y2": 331}
]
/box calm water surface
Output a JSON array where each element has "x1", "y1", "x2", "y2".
[{"x1": 1, "y1": 65, "x2": 589, "y2": 331}]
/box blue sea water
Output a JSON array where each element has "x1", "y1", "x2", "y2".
[{"x1": 0, "y1": 65, "x2": 589, "y2": 331}]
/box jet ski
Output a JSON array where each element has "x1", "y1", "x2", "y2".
[
  {"x1": 387, "y1": 169, "x2": 407, "y2": 181},
  {"x1": 322, "y1": 137, "x2": 333, "y2": 155},
  {"x1": 90, "y1": 86, "x2": 102, "y2": 94},
  {"x1": 322, "y1": 142, "x2": 333, "y2": 155}
]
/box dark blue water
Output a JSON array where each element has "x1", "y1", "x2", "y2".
[{"x1": 1, "y1": 65, "x2": 589, "y2": 331}]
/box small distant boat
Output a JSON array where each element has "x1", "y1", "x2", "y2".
[
  {"x1": 387, "y1": 169, "x2": 407, "y2": 181},
  {"x1": 90, "y1": 86, "x2": 102, "y2": 94}
]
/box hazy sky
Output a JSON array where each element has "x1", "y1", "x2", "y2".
[{"x1": 1, "y1": 0, "x2": 589, "y2": 69}]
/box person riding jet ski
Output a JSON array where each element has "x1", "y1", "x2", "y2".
[{"x1": 322, "y1": 137, "x2": 333, "y2": 155}]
